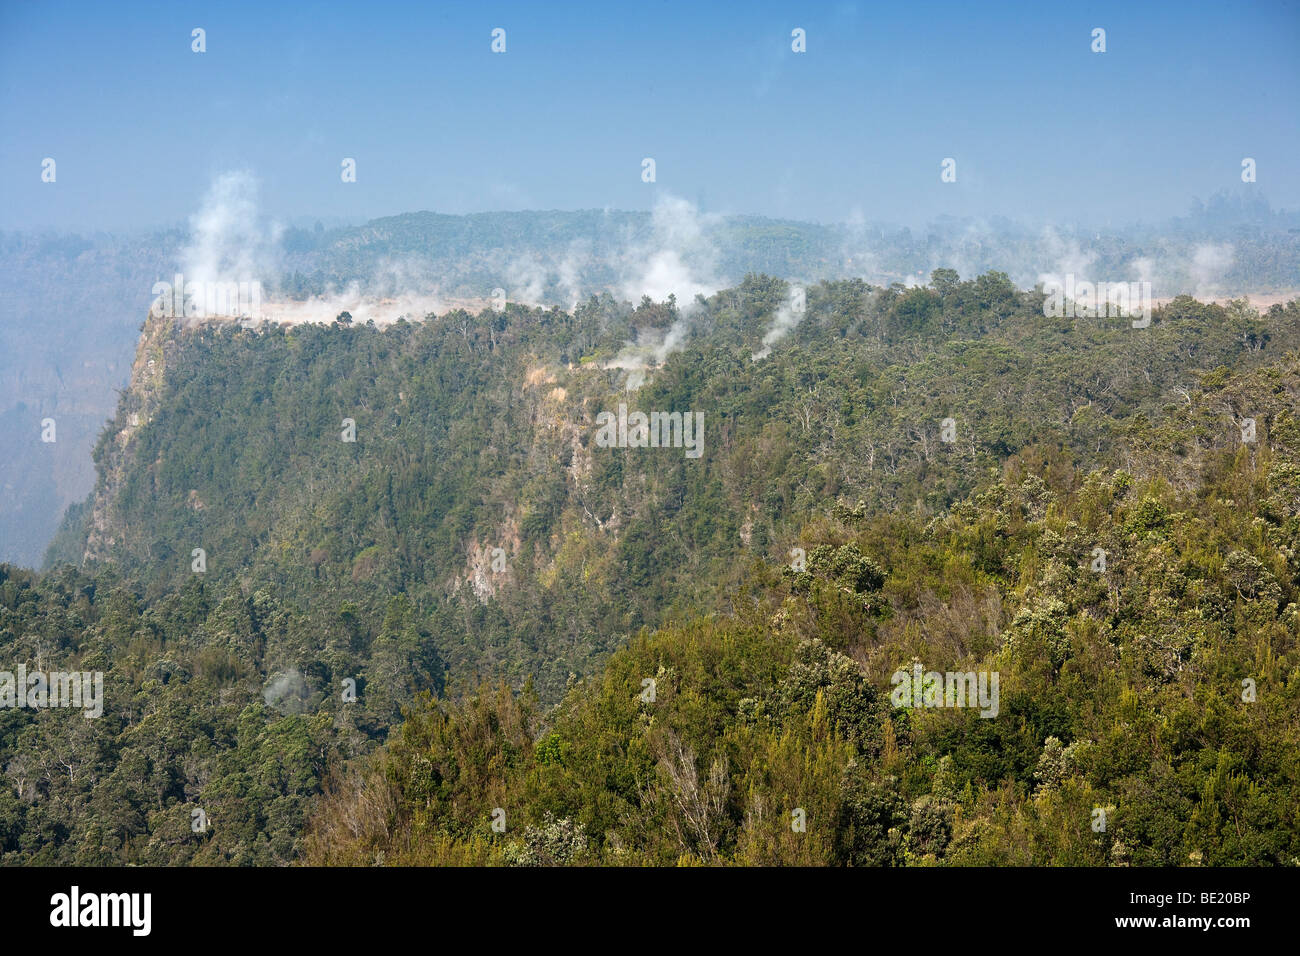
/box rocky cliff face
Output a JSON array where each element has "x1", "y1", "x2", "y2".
[{"x1": 81, "y1": 308, "x2": 188, "y2": 564}]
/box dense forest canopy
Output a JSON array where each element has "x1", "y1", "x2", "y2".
[
  {"x1": 4, "y1": 194, "x2": 1297, "y2": 567},
  {"x1": 3, "y1": 271, "x2": 1298, "y2": 865}
]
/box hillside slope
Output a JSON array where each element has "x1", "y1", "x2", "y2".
[
  {"x1": 54, "y1": 276, "x2": 1299, "y2": 705},
  {"x1": 4, "y1": 275, "x2": 1296, "y2": 865},
  {"x1": 306, "y1": 353, "x2": 1300, "y2": 865}
]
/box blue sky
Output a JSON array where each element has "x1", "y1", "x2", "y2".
[{"x1": 2, "y1": 0, "x2": 1297, "y2": 231}]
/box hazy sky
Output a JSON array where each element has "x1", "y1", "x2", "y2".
[{"x1": 2, "y1": 0, "x2": 1297, "y2": 232}]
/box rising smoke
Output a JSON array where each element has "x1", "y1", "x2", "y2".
[
  {"x1": 605, "y1": 195, "x2": 725, "y2": 388},
  {"x1": 752, "y1": 291, "x2": 806, "y2": 361},
  {"x1": 180, "y1": 171, "x2": 283, "y2": 291},
  {"x1": 174, "y1": 170, "x2": 1256, "y2": 337}
]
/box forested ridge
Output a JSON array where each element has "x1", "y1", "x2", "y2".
[
  {"x1": 3, "y1": 271, "x2": 1298, "y2": 864},
  {"x1": 5, "y1": 195, "x2": 1297, "y2": 570}
]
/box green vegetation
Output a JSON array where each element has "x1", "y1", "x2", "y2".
[
  {"x1": 3, "y1": 272, "x2": 1297, "y2": 864},
  {"x1": 0, "y1": 567, "x2": 353, "y2": 864},
  {"x1": 305, "y1": 353, "x2": 1300, "y2": 865}
]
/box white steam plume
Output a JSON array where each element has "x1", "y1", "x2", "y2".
[
  {"x1": 1190, "y1": 242, "x2": 1235, "y2": 299},
  {"x1": 752, "y1": 284, "x2": 807, "y2": 361},
  {"x1": 617, "y1": 194, "x2": 721, "y2": 305},
  {"x1": 180, "y1": 171, "x2": 283, "y2": 290},
  {"x1": 606, "y1": 195, "x2": 724, "y2": 388}
]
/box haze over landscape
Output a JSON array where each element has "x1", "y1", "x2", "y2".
[{"x1": 1, "y1": 0, "x2": 1299, "y2": 900}]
